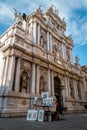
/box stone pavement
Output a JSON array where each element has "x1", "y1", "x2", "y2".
[{"x1": 0, "y1": 113, "x2": 87, "y2": 130}]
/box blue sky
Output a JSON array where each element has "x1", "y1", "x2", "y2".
[{"x1": 0, "y1": 0, "x2": 87, "y2": 66}]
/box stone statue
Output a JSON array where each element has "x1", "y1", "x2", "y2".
[
  {"x1": 20, "y1": 71, "x2": 28, "y2": 93},
  {"x1": 36, "y1": 6, "x2": 42, "y2": 14},
  {"x1": 55, "y1": 7, "x2": 58, "y2": 15},
  {"x1": 75, "y1": 55, "x2": 80, "y2": 65},
  {"x1": 47, "y1": 5, "x2": 54, "y2": 12},
  {"x1": 40, "y1": 31, "x2": 46, "y2": 48},
  {"x1": 13, "y1": 8, "x2": 22, "y2": 21},
  {"x1": 39, "y1": 77, "x2": 45, "y2": 94}
]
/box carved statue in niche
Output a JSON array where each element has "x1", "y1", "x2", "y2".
[
  {"x1": 40, "y1": 30, "x2": 46, "y2": 48},
  {"x1": 52, "y1": 41, "x2": 61, "y2": 62},
  {"x1": 20, "y1": 71, "x2": 28, "y2": 93},
  {"x1": 77, "y1": 82, "x2": 82, "y2": 99},
  {"x1": 39, "y1": 76, "x2": 45, "y2": 94},
  {"x1": 69, "y1": 79, "x2": 74, "y2": 99},
  {"x1": 20, "y1": 60, "x2": 31, "y2": 93},
  {"x1": 45, "y1": 16, "x2": 53, "y2": 28}
]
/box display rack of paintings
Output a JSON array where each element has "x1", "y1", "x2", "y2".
[{"x1": 27, "y1": 92, "x2": 53, "y2": 122}]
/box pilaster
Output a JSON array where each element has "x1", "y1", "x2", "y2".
[
  {"x1": 51, "y1": 71, "x2": 54, "y2": 96},
  {"x1": 31, "y1": 63, "x2": 36, "y2": 94},
  {"x1": 47, "y1": 69, "x2": 51, "y2": 96},
  {"x1": 37, "y1": 24, "x2": 40, "y2": 45},
  {"x1": 2, "y1": 56, "x2": 9, "y2": 86},
  {"x1": 33, "y1": 22, "x2": 37, "y2": 44},
  {"x1": 50, "y1": 34, "x2": 52, "y2": 52},
  {"x1": 47, "y1": 32, "x2": 50, "y2": 51},
  {"x1": 6, "y1": 56, "x2": 16, "y2": 91},
  {"x1": 36, "y1": 65, "x2": 40, "y2": 94}
]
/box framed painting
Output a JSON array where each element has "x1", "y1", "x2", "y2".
[
  {"x1": 27, "y1": 110, "x2": 38, "y2": 121},
  {"x1": 47, "y1": 97, "x2": 53, "y2": 106},
  {"x1": 33, "y1": 96, "x2": 38, "y2": 105},
  {"x1": 31, "y1": 110, "x2": 38, "y2": 121},
  {"x1": 38, "y1": 110, "x2": 44, "y2": 122},
  {"x1": 41, "y1": 92, "x2": 49, "y2": 98},
  {"x1": 27, "y1": 110, "x2": 33, "y2": 120}
]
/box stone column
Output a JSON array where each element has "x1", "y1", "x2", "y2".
[
  {"x1": 33, "y1": 22, "x2": 37, "y2": 44},
  {"x1": 14, "y1": 57, "x2": 21, "y2": 92},
  {"x1": 61, "y1": 43, "x2": 64, "y2": 60},
  {"x1": 31, "y1": 63, "x2": 36, "y2": 94},
  {"x1": 64, "y1": 76, "x2": 69, "y2": 108},
  {"x1": 37, "y1": 24, "x2": 40, "y2": 45},
  {"x1": 0, "y1": 57, "x2": 6, "y2": 86},
  {"x1": 36, "y1": 65, "x2": 40, "y2": 94},
  {"x1": 6, "y1": 56, "x2": 16, "y2": 91},
  {"x1": 47, "y1": 32, "x2": 50, "y2": 51},
  {"x1": 64, "y1": 45, "x2": 66, "y2": 60},
  {"x1": 47, "y1": 69, "x2": 51, "y2": 96},
  {"x1": 2, "y1": 56, "x2": 9, "y2": 86},
  {"x1": 51, "y1": 71, "x2": 54, "y2": 96},
  {"x1": 70, "y1": 49, "x2": 73, "y2": 64},
  {"x1": 50, "y1": 34, "x2": 52, "y2": 52},
  {"x1": 80, "y1": 82, "x2": 84, "y2": 101},
  {"x1": 73, "y1": 79, "x2": 77, "y2": 100}
]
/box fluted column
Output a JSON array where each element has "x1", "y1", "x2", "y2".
[
  {"x1": 80, "y1": 82, "x2": 84, "y2": 101},
  {"x1": 51, "y1": 71, "x2": 54, "y2": 96},
  {"x1": 0, "y1": 57, "x2": 6, "y2": 86},
  {"x1": 64, "y1": 76, "x2": 69, "y2": 109},
  {"x1": 37, "y1": 24, "x2": 40, "y2": 45},
  {"x1": 70, "y1": 49, "x2": 73, "y2": 64},
  {"x1": 2, "y1": 56, "x2": 9, "y2": 86},
  {"x1": 33, "y1": 22, "x2": 37, "y2": 44},
  {"x1": 50, "y1": 34, "x2": 52, "y2": 52},
  {"x1": 47, "y1": 32, "x2": 50, "y2": 51},
  {"x1": 73, "y1": 79, "x2": 77, "y2": 100},
  {"x1": 61, "y1": 43, "x2": 65, "y2": 60},
  {"x1": 64, "y1": 45, "x2": 67, "y2": 60},
  {"x1": 14, "y1": 57, "x2": 21, "y2": 92},
  {"x1": 31, "y1": 63, "x2": 35, "y2": 94},
  {"x1": 47, "y1": 69, "x2": 51, "y2": 96},
  {"x1": 36, "y1": 65, "x2": 40, "y2": 94},
  {"x1": 6, "y1": 56, "x2": 16, "y2": 91}
]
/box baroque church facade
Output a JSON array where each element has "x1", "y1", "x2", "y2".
[{"x1": 0, "y1": 6, "x2": 85, "y2": 117}]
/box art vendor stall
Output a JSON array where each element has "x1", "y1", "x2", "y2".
[{"x1": 27, "y1": 92, "x2": 56, "y2": 122}]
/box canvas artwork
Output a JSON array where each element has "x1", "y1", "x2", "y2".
[
  {"x1": 47, "y1": 97, "x2": 53, "y2": 106},
  {"x1": 42, "y1": 97, "x2": 53, "y2": 106},
  {"x1": 41, "y1": 92, "x2": 49, "y2": 98},
  {"x1": 33, "y1": 96, "x2": 38, "y2": 105},
  {"x1": 32, "y1": 110, "x2": 38, "y2": 121},
  {"x1": 27, "y1": 110, "x2": 38, "y2": 121},
  {"x1": 38, "y1": 110, "x2": 44, "y2": 122}
]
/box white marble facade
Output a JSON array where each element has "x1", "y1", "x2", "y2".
[{"x1": 0, "y1": 6, "x2": 85, "y2": 117}]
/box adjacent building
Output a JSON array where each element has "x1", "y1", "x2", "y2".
[{"x1": 0, "y1": 6, "x2": 85, "y2": 117}]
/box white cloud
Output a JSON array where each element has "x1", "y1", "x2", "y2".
[
  {"x1": 0, "y1": 1, "x2": 14, "y2": 23},
  {"x1": 0, "y1": 0, "x2": 87, "y2": 46}
]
